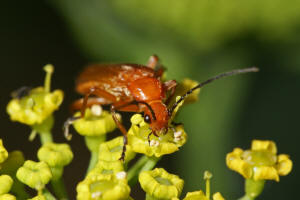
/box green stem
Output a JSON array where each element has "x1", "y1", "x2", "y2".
[
  {"x1": 43, "y1": 188, "x2": 56, "y2": 200},
  {"x1": 140, "y1": 156, "x2": 160, "y2": 171},
  {"x1": 39, "y1": 131, "x2": 53, "y2": 144},
  {"x1": 84, "y1": 135, "x2": 106, "y2": 174},
  {"x1": 244, "y1": 179, "x2": 265, "y2": 200},
  {"x1": 127, "y1": 155, "x2": 149, "y2": 181},
  {"x1": 84, "y1": 135, "x2": 106, "y2": 152},
  {"x1": 51, "y1": 178, "x2": 68, "y2": 200},
  {"x1": 146, "y1": 193, "x2": 160, "y2": 200},
  {"x1": 128, "y1": 156, "x2": 160, "y2": 186},
  {"x1": 11, "y1": 179, "x2": 30, "y2": 199},
  {"x1": 87, "y1": 151, "x2": 98, "y2": 173}
]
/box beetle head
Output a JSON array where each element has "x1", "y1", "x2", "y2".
[{"x1": 143, "y1": 101, "x2": 169, "y2": 134}]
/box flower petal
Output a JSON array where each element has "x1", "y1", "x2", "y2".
[
  {"x1": 253, "y1": 166, "x2": 279, "y2": 182},
  {"x1": 213, "y1": 192, "x2": 225, "y2": 200},
  {"x1": 276, "y1": 154, "x2": 292, "y2": 176},
  {"x1": 251, "y1": 140, "x2": 277, "y2": 154},
  {"x1": 226, "y1": 148, "x2": 252, "y2": 179},
  {"x1": 183, "y1": 190, "x2": 208, "y2": 200}
]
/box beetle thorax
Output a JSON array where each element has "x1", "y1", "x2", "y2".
[{"x1": 128, "y1": 77, "x2": 165, "y2": 102}]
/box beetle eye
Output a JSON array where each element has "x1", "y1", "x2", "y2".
[{"x1": 144, "y1": 114, "x2": 151, "y2": 123}]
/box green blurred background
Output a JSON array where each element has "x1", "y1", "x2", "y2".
[{"x1": 1, "y1": 0, "x2": 299, "y2": 199}]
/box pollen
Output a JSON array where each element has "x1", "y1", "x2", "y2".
[
  {"x1": 91, "y1": 104, "x2": 103, "y2": 117},
  {"x1": 91, "y1": 191, "x2": 102, "y2": 199},
  {"x1": 150, "y1": 140, "x2": 159, "y2": 147},
  {"x1": 116, "y1": 171, "x2": 127, "y2": 180},
  {"x1": 174, "y1": 131, "x2": 182, "y2": 138}
]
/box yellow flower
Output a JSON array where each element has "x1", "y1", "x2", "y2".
[
  {"x1": 183, "y1": 190, "x2": 208, "y2": 200},
  {"x1": 0, "y1": 175, "x2": 13, "y2": 195},
  {"x1": 6, "y1": 65, "x2": 63, "y2": 126},
  {"x1": 173, "y1": 79, "x2": 200, "y2": 104},
  {"x1": 212, "y1": 192, "x2": 225, "y2": 200},
  {"x1": 73, "y1": 106, "x2": 120, "y2": 137},
  {"x1": 128, "y1": 114, "x2": 187, "y2": 157},
  {"x1": 16, "y1": 160, "x2": 52, "y2": 190},
  {"x1": 38, "y1": 142, "x2": 73, "y2": 167},
  {"x1": 226, "y1": 140, "x2": 292, "y2": 181},
  {"x1": 76, "y1": 173, "x2": 130, "y2": 200},
  {"x1": 0, "y1": 194, "x2": 16, "y2": 200},
  {"x1": 139, "y1": 168, "x2": 184, "y2": 199},
  {"x1": 37, "y1": 142, "x2": 73, "y2": 180},
  {"x1": 98, "y1": 136, "x2": 136, "y2": 163},
  {"x1": 0, "y1": 139, "x2": 8, "y2": 164}
]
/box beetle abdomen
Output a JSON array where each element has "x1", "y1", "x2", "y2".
[{"x1": 76, "y1": 64, "x2": 155, "y2": 99}]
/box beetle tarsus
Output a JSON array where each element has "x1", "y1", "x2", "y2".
[
  {"x1": 11, "y1": 86, "x2": 32, "y2": 99},
  {"x1": 147, "y1": 132, "x2": 153, "y2": 145},
  {"x1": 63, "y1": 116, "x2": 80, "y2": 140},
  {"x1": 119, "y1": 136, "x2": 128, "y2": 162}
]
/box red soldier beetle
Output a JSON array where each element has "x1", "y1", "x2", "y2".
[{"x1": 64, "y1": 55, "x2": 258, "y2": 161}]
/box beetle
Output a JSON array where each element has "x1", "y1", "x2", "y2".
[{"x1": 64, "y1": 55, "x2": 258, "y2": 161}]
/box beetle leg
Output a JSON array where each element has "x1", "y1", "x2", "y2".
[
  {"x1": 110, "y1": 104, "x2": 129, "y2": 162},
  {"x1": 147, "y1": 55, "x2": 165, "y2": 78},
  {"x1": 147, "y1": 55, "x2": 159, "y2": 69},
  {"x1": 163, "y1": 80, "x2": 177, "y2": 105},
  {"x1": 11, "y1": 86, "x2": 32, "y2": 99},
  {"x1": 63, "y1": 116, "x2": 81, "y2": 140}
]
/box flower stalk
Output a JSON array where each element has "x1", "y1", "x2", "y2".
[{"x1": 128, "y1": 156, "x2": 160, "y2": 186}]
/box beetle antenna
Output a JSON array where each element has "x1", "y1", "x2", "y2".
[{"x1": 168, "y1": 67, "x2": 259, "y2": 115}]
